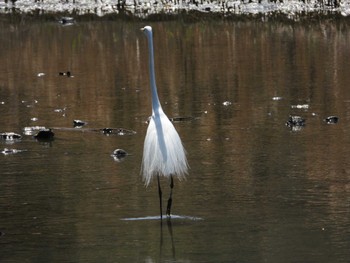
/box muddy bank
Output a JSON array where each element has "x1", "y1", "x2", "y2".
[{"x1": 0, "y1": 0, "x2": 349, "y2": 20}]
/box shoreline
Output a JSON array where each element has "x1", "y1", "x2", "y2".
[{"x1": 0, "y1": 0, "x2": 349, "y2": 21}]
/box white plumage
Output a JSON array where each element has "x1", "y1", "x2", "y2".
[{"x1": 142, "y1": 108, "x2": 188, "y2": 186}]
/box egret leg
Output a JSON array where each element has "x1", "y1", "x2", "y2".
[
  {"x1": 166, "y1": 175, "x2": 174, "y2": 217},
  {"x1": 157, "y1": 175, "x2": 163, "y2": 220}
]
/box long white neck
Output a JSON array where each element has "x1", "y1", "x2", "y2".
[{"x1": 146, "y1": 29, "x2": 162, "y2": 113}]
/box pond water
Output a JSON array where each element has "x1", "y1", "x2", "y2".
[{"x1": 1, "y1": 18, "x2": 350, "y2": 262}]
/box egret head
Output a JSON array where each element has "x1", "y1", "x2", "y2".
[{"x1": 141, "y1": 26, "x2": 152, "y2": 36}]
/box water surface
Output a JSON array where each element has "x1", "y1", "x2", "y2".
[{"x1": 1, "y1": 19, "x2": 350, "y2": 262}]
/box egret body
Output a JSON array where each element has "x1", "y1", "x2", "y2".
[{"x1": 141, "y1": 26, "x2": 188, "y2": 219}]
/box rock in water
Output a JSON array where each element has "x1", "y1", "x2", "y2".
[
  {"x1": 0, "y1": 132, "x2": 22, "y2": 140},
  {"x1": 111, "y1": 149, "x2": 128, "y2": 162},
  {"x1": 324, "y1": 116, "x2": 339, "y2": 124},
  {"x1": 286, "y1": 115, "x2": 305, "y2": 127},
  {"x1": 112, "y1": 149, "x2": 127, "y2": 158},
  {"x1": 34, "y1": 129, "x2": 55, "y2": 140},
  {"x1": 73, "y1": 119, "x2": 87, "y2": 127}
]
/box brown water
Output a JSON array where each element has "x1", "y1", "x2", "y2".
[{"x1": 1, "y1": 18, "x2": 350, "y2": 262}]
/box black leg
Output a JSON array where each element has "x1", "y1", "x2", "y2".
[
  {"x1": 157, "y1": 175, "x2": 163, "y2": 220},
  {"x1": 166, "y1": 175, "x2": 174, "y2": 217}
]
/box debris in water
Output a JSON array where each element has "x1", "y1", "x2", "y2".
[
  {"x1": 272, "y1": 96, "x2": 283, "y2": 101},
  {"x1": 169, "y1": 116, "x2": 194, "y2": 122},
  {"x1": 101, "y1": 128, "x2": 136, "y2": 136},
  {"x1": 0, "y1": 132, "x2": 22, "y2": 140},
  {"x1": 54, "y1": 107, "x2": 67, "y2": 117},
  {"x1": 54, "y1": 107, "x2": 66, "y2": 113},
  {"x1": 291, "y1": 104, "x2": 309, "y2": 109},
  {"x1": 21, "y1": 100, "x2": 38, "y2": 108},
  {"x1": 37, "y1": 73, "x2": 45, "y2": 77},
  {"x1": 324, "y1": 116, "x2": 339, "y2": 124},
  {"x1": 58, "y1": 17, "x2": 75, "y2": 26},
  {"x1": 58, "y1": 71, "x2": 73, "y2": 77},
  {"x1": 1, "y1": 148, "x2": 26, "y2": 155},
  {"x1": 222, "y1": 101, "x2": 232, "y2": 106}
]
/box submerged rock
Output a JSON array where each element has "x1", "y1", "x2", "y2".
[
  {"x1": 324, "y1": 116, "x2": 339, "y2": 124},
  {"x1": 0, "y1": 132, "x2": 22, "y2": 140}
]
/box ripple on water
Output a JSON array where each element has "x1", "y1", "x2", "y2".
[{"x1": 120, "y1": 214, "x2": 203, "y2": 221}]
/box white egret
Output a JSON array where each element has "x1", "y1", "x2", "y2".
[{"x1": 140, "y1": 26, "x2": 188, "y2": 219}]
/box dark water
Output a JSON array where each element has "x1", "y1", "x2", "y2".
[{"x1": 1, "y1": 18, "x2": 350, "y2": 262}]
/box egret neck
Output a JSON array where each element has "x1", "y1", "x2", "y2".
[{"x1": 143, "y1": 27, "x2": 162, "y2": 114}]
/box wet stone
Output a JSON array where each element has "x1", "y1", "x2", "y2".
[
  {"x1": 285, "y1": 115, "x2": 306, "y2": 127},
  {"x1": 113, "y1": 149, "x2": 127, "y2": 158},
  {"x1": 73, "y1": 120, "x2": 87, "y2": 128},
  {"x1": 0, "y1": 132, "x2": 22, "y2": 140},
  {"x1": 34, "y1": 129, "x2": 55, "y2": 140},
  {"x1": 112, "y1": 149, "x2": 128, "y2": 162},
  {"x1": 324, "y1": 116, "x2": 339, "y2": 124}
]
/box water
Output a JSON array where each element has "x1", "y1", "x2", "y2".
[{"x1": 1, "y1": 18, "x2": 350, "y2": 262}]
